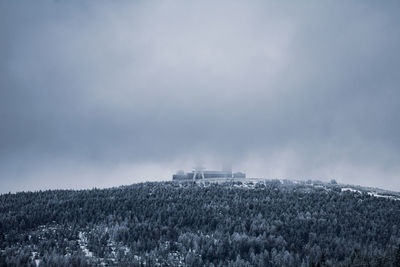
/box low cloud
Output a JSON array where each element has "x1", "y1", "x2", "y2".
[{"x1": 1, "y1": 1, "x2": 400, "y2": 192}]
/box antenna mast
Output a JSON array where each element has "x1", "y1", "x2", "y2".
[{"x1": 192, "y1": 167, "x2": 205, "y2": 181}]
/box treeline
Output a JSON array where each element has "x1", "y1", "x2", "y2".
[{"x1": 1, "y1": 181, "x2": 400, "y2": 266}]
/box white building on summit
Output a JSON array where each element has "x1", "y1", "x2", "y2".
[{"x1": 172, "y1": 167, "x2": 246, "y2": 181}]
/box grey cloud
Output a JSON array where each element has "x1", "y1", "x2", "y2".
[{"x1": 1, "y1": 1, "x2": 400, "y2": 192}]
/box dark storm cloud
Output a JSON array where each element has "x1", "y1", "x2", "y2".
[{"x1": 1, "y1": 1, "x2": 400, "y2": 192}]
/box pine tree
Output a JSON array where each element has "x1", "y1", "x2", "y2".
[{"x1": 394, "y1": 246, "x2": 400, "y2": 267}]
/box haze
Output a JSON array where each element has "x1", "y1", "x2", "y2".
[{"x1": 1, "y1": 1, "x2": 400, "y2": 193}]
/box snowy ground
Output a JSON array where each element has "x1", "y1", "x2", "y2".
[
  {"x1": 340, "y1": 187, "x2": 400, "y2": 201},
  {"x1": 78, "y1": 232, "x2": 93, "y2": 258},
  {"x1": 191, "y1": 177, "x2": 400, "y2": 201}
]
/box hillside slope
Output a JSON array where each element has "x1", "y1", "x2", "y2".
[{"x1": 1, "y1": 180, "x2": 400, "y2": 266}]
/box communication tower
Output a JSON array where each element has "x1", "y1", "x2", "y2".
[{"x1": 192, "y1": 167, "x2": 205, "y2": 180}]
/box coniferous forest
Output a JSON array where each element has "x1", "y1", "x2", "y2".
[{"x1": 1, "y1": 180, "x2": 400, "y2": 266}]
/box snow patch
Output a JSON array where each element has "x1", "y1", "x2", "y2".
[
  {"x1": 341, "y1": 188, "x2": 362, "y2": 194},
  {"x1": 78, "y1": 232, "x2": 93, "y2": 258},
  {"x1": 367, "y1": 192, "x2": 400, "y2": 201},
  {"x1": 341, "y1": 188, "x2": 400, "y2": 201}
]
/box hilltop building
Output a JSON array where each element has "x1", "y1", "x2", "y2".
[{"x1": 172, "y1": 168, "x2": 246, "y2": 181}]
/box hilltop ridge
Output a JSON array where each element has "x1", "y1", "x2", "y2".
[{"x1": 1, "y1": 179, "x2": 400, "y2": 266}]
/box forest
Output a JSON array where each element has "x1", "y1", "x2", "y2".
[{"x1": 1, "y1": 180, "x2": 400, "y2": 266}]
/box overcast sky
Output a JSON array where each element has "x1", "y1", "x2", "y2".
[{"x1": 1, "y1": 1, "x2": 400, "y2": 193}]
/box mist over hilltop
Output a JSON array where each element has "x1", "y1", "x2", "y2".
[{"x1": 1, "y1": 1, "x2": 400, "y2": 192}]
